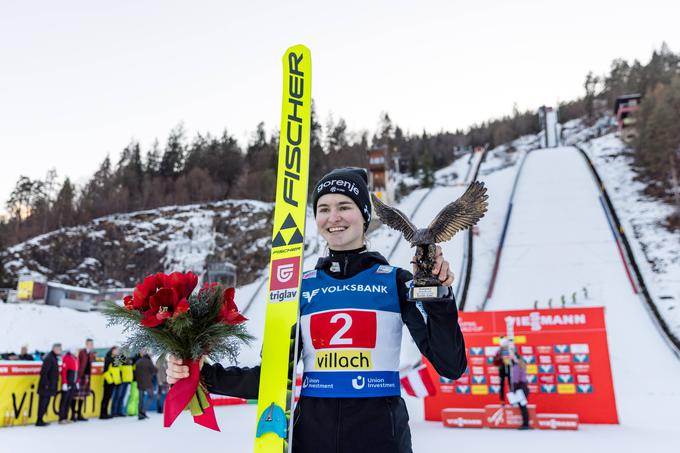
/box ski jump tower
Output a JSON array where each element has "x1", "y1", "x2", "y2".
[{"x1": 538, "y1": 106, "x2": 559, "y2": 148}]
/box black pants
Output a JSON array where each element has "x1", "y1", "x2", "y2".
[
  {"x1": 36, "y1": 394, "x2": 52, "y2": 424},
  {"x1": 71, "y1": 398, "x2": 84, "y2": 420},
  {"x1": 499, "y1": 366, "x2": 512, "y2": 401},
  {"x1": 59, "y1": 387, "x2": 76, "y2": 421},
  {"x1": 100, "y1": 383, "x2": 114, "y2": 418}
]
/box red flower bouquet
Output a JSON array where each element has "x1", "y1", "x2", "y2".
[{"x1": 105, "y1": 271, "x2": 253, "y2": 431}]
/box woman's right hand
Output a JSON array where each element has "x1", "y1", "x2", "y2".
[{"x1": 166, "y1": 354, "x2": 206, "y2": 385}]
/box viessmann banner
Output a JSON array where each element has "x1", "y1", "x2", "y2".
[{"x1": 424, "y1": 307, "x2": 618, "y2": 424}]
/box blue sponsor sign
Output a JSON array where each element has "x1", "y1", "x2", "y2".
[
  {"x1": 541, "y1": 384, "x2": 556, "y2": 393},
  {"x1": 470, "y1": 347, "x2": 484, "y2": 356},
  {"x1": 523, "y1": 355, "x2": 536, "y2": 364},
  {"x1": 527, "y1": 375, "x2": 537, "y2": 383},
  {"x1": 489, "y1": 385, "x2": 501, "y2": 394},
  {"x1": 573, "y1": 354, "x2": 590, "y2": 363},
  {"x1": 456, "y1": 385, "x2": 470, "y2": 394},
  {"x1": 558, "y1": 374, "x2": 574, "y2": 383},
  {"x1": 471, "y1": 375, "x2": 486, "y2": 385},
  {"x1": 539, "y1": 365, "x2": 554, "y2": 373},
  {"x1": 554, "y1": 344, "x2": 570, "y2": 353},
  {"x1": 577, "y1": 384, "x2": 593, "y2": 393}
]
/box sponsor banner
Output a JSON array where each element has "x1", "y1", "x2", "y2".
[
  {"x1": 485, "y1": 404, "x2": 537, "y2": 429},
  {"x1": 301, "y1": 371, "x2": 399, "y2": 398},
  {"x1": 427, "y1": 308, "x2": 618, "y2": 424},
  {"x1": 554, "y1": 354, "x2": 571, "y2": 364},
  {"x1": 1, "y1": 362, "x2": 104, "y2": 426},
  {"x1": 536, "y1": 413, "x2": 579, "y2": 430},
  {"x1": 469, "y1": 357, "x2": 486, "y2": 366},
  {"x1": 442, "y1": 408, "x2": 485, "y2": 428},
  {"x1": 471, "y1": 385, "x2": 488, "y2": 395}
]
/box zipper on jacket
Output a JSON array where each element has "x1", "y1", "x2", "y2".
[
  {"x1": 386, "y1": 398, "x2": 395, "y2": 438},
  {"x1": 343, "y1": 255, "x2": 349, "y2": 276}
]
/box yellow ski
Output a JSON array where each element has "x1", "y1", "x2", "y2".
[{"x1": 254, "y1": 44, "x2": 311, "y2": 453}]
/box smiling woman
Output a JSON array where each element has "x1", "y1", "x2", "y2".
[{"x1": 166, "y1": 166, "x2": 466, "y2": 452}]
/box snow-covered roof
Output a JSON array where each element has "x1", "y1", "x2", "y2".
[{"x1": 47, "y1": 281, "x2": 99, "y2": 295}]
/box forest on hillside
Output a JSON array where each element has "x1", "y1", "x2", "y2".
[{"x1": 2, "y1": 44, "x2": 679, "y2": 248}]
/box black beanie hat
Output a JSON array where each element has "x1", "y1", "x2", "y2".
[{"x1": 312, "y1": 167, "x2": 372, "y2": 229}]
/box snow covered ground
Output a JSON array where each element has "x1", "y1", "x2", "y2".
[{"x1": 2, "y1": 137, "x2": 680, "y2": 452}]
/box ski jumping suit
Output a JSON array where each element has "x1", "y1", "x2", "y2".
[{"x1": 201, "y1": 248, "x2": 467, "y2": 453}]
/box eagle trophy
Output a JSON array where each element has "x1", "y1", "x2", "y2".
[{"x1": 371, "y1": 181, "x2": 488, "y2": 301}]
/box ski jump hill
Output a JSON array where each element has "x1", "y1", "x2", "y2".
[{"x1": 2, "y1": 138, "x2": 679, "y2": 452}]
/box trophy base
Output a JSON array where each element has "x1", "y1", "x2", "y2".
[{"x1": 408, "y1": 285, "x2": 451, "y2": 303}]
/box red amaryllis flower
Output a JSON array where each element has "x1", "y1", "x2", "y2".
[
  {"x1": 131, "y1": 273, "x2": 164, "y2": 311},
  {"x1": 141, "y1": 287, "x2": 190, "y2": 327},
  {"x1": 161, "y1": 272, "x2": 198, "y2": 301},
  {"x1": 218, "y1": 287, "x2": 247, "y2": 325}
]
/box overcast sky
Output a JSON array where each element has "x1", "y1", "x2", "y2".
[{"x1": 1, "y1": 0, "x2": 677, "y2": 211}]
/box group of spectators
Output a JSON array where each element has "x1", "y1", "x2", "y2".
[
  {"x1": 99, "y1": 345, "x2": 168, "y2": 421},
  {"x1": 35, "y1": 339, "x2": 96, "y2": 426},
  {"x1": 27, "y1": 339, "x2": 168, "y2": 426},
  {"x1": 1, "y1": 345, "x2": 42, "y2": 361}
]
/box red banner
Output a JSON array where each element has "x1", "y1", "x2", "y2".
[{"x1": 425, "y1": 307, "x2": 618, "y2": 424}]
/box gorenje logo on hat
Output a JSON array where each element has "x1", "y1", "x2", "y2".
[{"x1": 317, "y1": 179, "x2": 360, "y2": 195}]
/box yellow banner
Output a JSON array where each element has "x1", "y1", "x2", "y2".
[{"x1": 0, "y1": 366, "x2": 104, "y2": 427}]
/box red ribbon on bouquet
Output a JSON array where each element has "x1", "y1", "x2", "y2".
[{"x1": 164, "y1": 360, "x2": 220, "y2": 431}]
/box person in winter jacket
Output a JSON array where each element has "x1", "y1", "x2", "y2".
[
  {"x1": 71, "y1": 338, "x2": 95, "y2": 421},
  {"x1": 58, "y1": 349, "x2": 79, "y2": 423},
  {"x1": 133, "y1": 349, "x2": 157, "y2": 420},
  {"x1": 112, "y1": 355, "x2": 134, "y2": 416},
  {"x1": 155, "y1": 355, "x2": 168, "y2": 413},
  {"x1": 99, "y1": 346, "x2": 119, "y2": 419},
  {"x1": 511, "y1": 354, "x2": 530, "y2": 429},
  {"x1": 493, "y1": 337, "x2": 513, "y2": 403},
  {"x1": 167, "y1": 167, "x2": 467, "y2": 453},
  {"x1": 36, "y1": 343, "x2": 62, "y2": 426}
]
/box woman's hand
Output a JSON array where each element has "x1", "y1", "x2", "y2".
[
  {"x1": 411, "y1": 245, "x2": 455, "y2": 286},
  {"x1": 166, "y1": 355, "x2": 206, "y2": 385}
]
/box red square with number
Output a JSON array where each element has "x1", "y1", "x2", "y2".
[{"x1": 310, "y1": 310, "x2": 376, "y2": 349}]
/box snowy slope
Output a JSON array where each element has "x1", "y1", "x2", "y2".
[
  {"x1": 3, "y1": 146, "x2": 678, "y2": 452},
  {"x1": 485, "y1": 146, "x2": 680, "y2": 446}
]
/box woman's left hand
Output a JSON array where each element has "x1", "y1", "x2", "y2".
[{"x1": 412, "y1": 244, "x2": 455, "y2": 286}]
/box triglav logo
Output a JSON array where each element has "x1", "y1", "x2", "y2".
[
  {"x1": 302, "y1": 376, "x2": 309, "y2": 388},
  {"x1": 351, "y1": 375, "x2": 365, "y2": 390},
  {"x1": 302, "y1": 289, "x2": 320, "y2": 303},
  {"x1": 277, "y1": 263, "x2": 295, "y2": 283},
  {"x1": 269, "y1": 257, "x2": 300, "y2": 303}
]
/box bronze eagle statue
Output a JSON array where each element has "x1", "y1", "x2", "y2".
[{"x1": 371, "y1": 181, "x2": 489, "y2": 287}]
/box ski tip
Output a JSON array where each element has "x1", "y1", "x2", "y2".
[
  {"x1": 255, "y1": 402, "x2": 288, "y2": 439},
  {"x1": 284, "y1": 44, "x2": 311, "y2": 56}
]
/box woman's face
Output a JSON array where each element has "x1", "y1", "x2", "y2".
[{"x1": 316, "y1": 193, "x2": 365, "y2": 251}]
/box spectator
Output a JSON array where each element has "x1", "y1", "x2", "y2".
[
  {"x1": 18, "y1": 345, "x2": 33, "y2": 361},
  {"x1": 511, "y1": 354, "x2": 531, "y2": 430},
  {"x1": 155, "y1": 355, "x2": 168, "y2": 413},
  {"x1": 99, "y1": 346, "x2": 119, "y2": 419},
  {"x1": 36, "y1": 343, "x2": 62, "y2": 427},
  {"x1": 58, "y1": 349, "x2": 78, "y2": 424},
  {"x1": 134, "y1": 349, "x2": 157, "y2": 420},
  {"x1": 112, "y1": 355, "x2": 133, "y2": 416},
  {"x1": 493, "y1": 337, "x2": 514, "y2": 403},
  {"x1": 72, "y1": 338, "x2": 95, "y2": 421}
]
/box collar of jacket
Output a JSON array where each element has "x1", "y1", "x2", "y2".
[{"x1": 315, "y1": 247, "x2": 390, "y2": 280}]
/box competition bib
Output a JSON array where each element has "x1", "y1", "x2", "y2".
[{"x1": 299, "y1": 264, "x2": 402, "y2": 397}]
